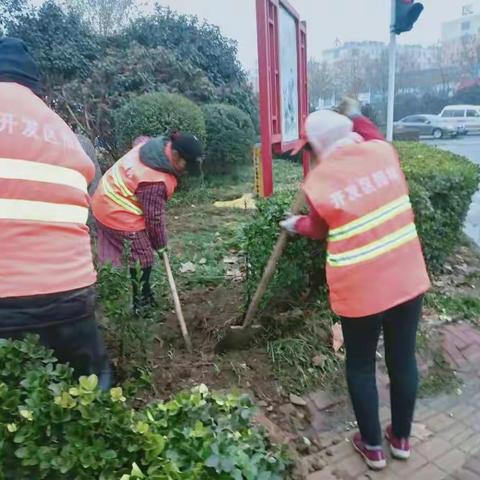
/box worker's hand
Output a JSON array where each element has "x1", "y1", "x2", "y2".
[
  {"x1": 337, "y1": 97, "x2": 361, "y2": 118},
  {"x1": 279, "y1": 215, "x2": 301, "y2": 234}
]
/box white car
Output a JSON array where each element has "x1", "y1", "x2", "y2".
[{"x1": 439, "y1": 105, "x2": 480, "y2": 134}]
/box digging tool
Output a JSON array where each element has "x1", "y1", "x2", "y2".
[
  {"x1": 215, "y1": 191, "x2": 305, "y2": 353},
  {"x1": 162, "y1": 251, "x2": 192, "y2": 352}
]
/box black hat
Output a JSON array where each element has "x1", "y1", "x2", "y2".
[
  {"x1": 0, "y1": 37, "x2": 41, "y2": 94},
  {"x1": 171, "y1": 132, "x2": 203, "y2": 163}
]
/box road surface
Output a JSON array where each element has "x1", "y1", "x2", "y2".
[{"x1": 423, "y1": 136, "x2": 480, "y2": 245}]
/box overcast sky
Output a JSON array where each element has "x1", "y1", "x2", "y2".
[
  {"x1": 146, "y1": 0, "x2": 470, "y2": 69},
  {"x1": 29, "y1": 0, "x2": 472, "y2": 68}
]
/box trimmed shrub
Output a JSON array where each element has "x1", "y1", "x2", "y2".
[
  {"x1": 243, "y1": 190, "x2": 325, "y2": 308},
  {"x1": 114, "y1": 92, "x2": 206, "y2": 153},
  {"x1": 398, "y1": 142, "x2": 480, "y2": 272},
  {"x1": 202, "y1": 103, "x2": 255, "y2": 175},
  {"x1": 393, "y1": 131, "x2": 420, "y2": 141},
  {"x1": 0, "y1": 336, "x2": 290, "y2": 479},
  {"x1": 243, "y1": 144, "x2": 480, "y2": 306}
]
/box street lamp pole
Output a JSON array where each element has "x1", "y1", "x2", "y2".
[{"x1": 386, "y1": 0, "x2": 397, "y2": 142}]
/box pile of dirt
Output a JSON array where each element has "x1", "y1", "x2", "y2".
[{"x1": 150, "y1": 285, "x2": 312, "y2": 444}]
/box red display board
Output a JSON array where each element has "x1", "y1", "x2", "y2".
[{"x1": 256, "y1": 0, "x2": 309, "y2": 197}]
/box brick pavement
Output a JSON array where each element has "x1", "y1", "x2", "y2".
[
  {"x1": 443, "y1": 323, "x2": 480, "y2": 373},
  {"x1": 301, "y1": 323, "x2": 480, "y2": 480}
]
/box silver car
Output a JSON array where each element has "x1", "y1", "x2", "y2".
[{"x1": 394, "y1": 114, "x2": 458, "y2": 139}]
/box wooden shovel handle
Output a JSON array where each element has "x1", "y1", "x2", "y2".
[
  {"x1": 162, "y1": 251, "x2": 193, "y2": 352},
  {"x1": 242, "y1": 191, "x2": 305, "y2": 328}
]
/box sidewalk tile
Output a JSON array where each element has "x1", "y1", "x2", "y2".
[
  {"x1": 427, "y1": 413, "x2": 457, "y2": 432},
  {"x1": 416, "y1": 437, "x2": 451, "y2": 461},
  {"x1": 415, "y1": 405, "x2": 438, "y2": 422},
  {"x1": 360, "y1": 469, "x2": 400, "y2": 479},
  {"x1": 463, "y1": 456, "x2": 480, "y2": 474},
  {"x1": 428, "y1": 396, "x2": 458, "y2": 412},
  {"x1": 379, "y1": 406, "x2": 390, "y2": 422},
  {"x1": 452, "y1": 471, "x2": 479, "y2": 480},
  {"x1": 439, "y1": 422, "x2": 469, "y2": 441},
  {"x1": 435, "y1": 449, "x2": 467, "y2": 474},
  {"x1": 451, "y1": 427, "x2": 476, "y2": 447},
  {"x1": 467, "y1": 392, "x2": 480, "y2": 405},
  {"x1": 458, "y1": 433, "x2": 480, "y2": 454},
  {"x1": 411, "y1": 464, "x2": 449, "y2": 480},
  {"x1": 448, "y1": 405, "x2": 476, "y2": 421},
  {"x1": 389, "y1": 452, "x2": 428, "y2": 475}
]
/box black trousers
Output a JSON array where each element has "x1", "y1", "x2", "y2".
[
  {"x1": 341, "y1": 295, "x2": 423, "y2": 446},
  {"x1": 0, "y1": 286, "x2": 112, "y2": 390}
]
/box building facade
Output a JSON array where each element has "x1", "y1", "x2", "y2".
[
  {"x1": 322, "y1": 41, "x2": 385, "y2": 65},
  {"x1": 442, "y1": 1, "x2": 480, "y2": 44}
]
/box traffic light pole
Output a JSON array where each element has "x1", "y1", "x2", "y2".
[{"x1": 386, "y1": 0, "x2": 397, "y2": 142}]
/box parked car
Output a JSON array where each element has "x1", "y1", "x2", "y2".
[
  {"x1": 394, "y1": 114, "x2": 458, "y2": 139},
  {"x1": 439, "y1": 105, "x2": 480, "y2": 134}
]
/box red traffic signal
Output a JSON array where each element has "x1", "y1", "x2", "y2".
[{"x1": 394, "y1": 0, "x2": 424, "y2": 34}]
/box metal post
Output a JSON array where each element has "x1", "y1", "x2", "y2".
[
  {"x1": 386, "y1": 0, "x2": 397, "y2": 142},
  {"x1": 256, "y1": 0, "x2": 274, "y2": 197}
]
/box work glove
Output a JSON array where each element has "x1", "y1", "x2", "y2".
[
  {"x1": 337, "y1": 97, "x2": 361, "y2": 118},
  {"x1": 279, "y1": 215, "x2": 301, "y2": 234}
]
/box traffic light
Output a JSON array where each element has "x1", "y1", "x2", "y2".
[{"x1": 394, "y1": 0, "x2": 424, "y2": 35}]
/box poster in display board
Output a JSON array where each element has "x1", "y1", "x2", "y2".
[{"x1": 278, "y1": 5, "x2": 300, "y2": 144}]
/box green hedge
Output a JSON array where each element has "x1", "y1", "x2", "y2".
[
  {"x1": 202, "y1": 103, "x2": 255, "y2": 175},
  {"x1": 244, "y1": 143, "x2": 479, "y2": 305},
  {"x1": 244, "y1": 191, "x2": 325, "y2": 306},
  {"x1": 398, "y1": 142, "x2": 479, "y2": 272},
  {"x1": 0, "y1": 337, "x2": 289, "y2": 479},
  {"x1": 114, "y1": 92, "x2": 206, "y2": 153}
]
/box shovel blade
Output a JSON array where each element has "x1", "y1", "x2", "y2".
[{"x1": 214, "y1": 325, "x2": 263, "y2": 354}]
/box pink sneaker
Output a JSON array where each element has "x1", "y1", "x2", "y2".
[
  {"x1": 352, "y1": 432, "x2": 387, "y2": 470},
  {"x1": 385, "y1": 425, "x2": 411, "y2": 460}
]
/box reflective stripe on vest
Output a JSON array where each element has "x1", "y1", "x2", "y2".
[
  {"x1": 0, "y1": 157, "x2": 89, "y2": 224},
  {"x1": 0, "y1": 198, "x2": 88, "y2": 224},
  {"x1": 328, "y1": 195, "x2": 412, "y2": 242},
  {"x1": 327, "y1": 223, "x2": 418, "y2": 267},
  {"x1": 111, "y1": 163, "x2": 133, "y2": 198},
  {"x1": 101, "y1": 164, "x2": 143, "y2": 216},
  {"x1": 0, "y1": 157, "x2": 88, "y2": 193}
]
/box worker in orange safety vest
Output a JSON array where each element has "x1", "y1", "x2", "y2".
[
  {"x1": 0, "y1": 37, "x2": 111, "y2": 388},
  {"x1": 91, "y1": 132, "x2": 203, "y2": 313},
  {"x1": 282, "y1": 110, "x2": 430, "y2": 470}
]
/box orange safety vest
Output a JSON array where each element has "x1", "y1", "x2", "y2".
[
  {"x1": 303, "y1": 140, "x2": 430, "y2": 318},
  {"x1": 91, "y1": 146, "x2": 178, "y2": 232},
  {"x1": 0, "y1": 83, "x2": 97, "y2": 298}
]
